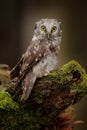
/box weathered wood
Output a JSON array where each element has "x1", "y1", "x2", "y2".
[{"x1": 0, "y1": 60, "x2": 87, "y2": 130}]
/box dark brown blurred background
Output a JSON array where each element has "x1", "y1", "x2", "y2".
[{"x1": 0, "y1": 0, "x2": 87, "y2": 129}]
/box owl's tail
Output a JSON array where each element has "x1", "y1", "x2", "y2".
[
  {"x1": 10, "y1": 57, "x2": 23, "y2": 79},
  {"x1": 21, "y1": 72, "x2": 36, "y2": 100}
]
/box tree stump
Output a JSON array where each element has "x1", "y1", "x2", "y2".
[{"x1": 0, "y1": 60, "x2": 87, "y2": 130}]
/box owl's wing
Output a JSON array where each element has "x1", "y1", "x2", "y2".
[
  {"x1": 10, "y1": 39, "x2": 46, "y2": 81},
  {"x1": 10, "y1": 57, "x2": 23, "y2": 79}
]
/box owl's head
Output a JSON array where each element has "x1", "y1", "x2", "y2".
[{"x1": 32, "y1": 18, "x2": 62, "y2": 44}]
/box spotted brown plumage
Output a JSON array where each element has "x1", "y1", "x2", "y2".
[{"x1": 10, "y1": 18, "x2": 62, "y2": 100}]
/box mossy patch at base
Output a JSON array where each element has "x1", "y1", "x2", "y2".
[{"x1": 0, "y1": 60, "x2": 87, "y2": 130}]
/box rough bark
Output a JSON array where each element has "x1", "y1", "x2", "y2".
[{"x1": 0, "y1": 60, "x2": 87, "y2": 130}]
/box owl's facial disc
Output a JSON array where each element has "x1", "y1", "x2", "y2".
[
  {"x1": 32, "y1": 19, "x2": 62, "y2": 44},
  {"x1": 40, "y1": 25, "x2": 58, "y2": 40}
]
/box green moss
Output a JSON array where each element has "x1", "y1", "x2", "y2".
[
  {"x1": 61, "y1": 60, "x2": 87, "y2": 99},
  {"x1": 0, "y1": 91, "x2": 58, "y2": 130},
  {"x1": 50, "y1": 60, "x2": 87, "y2": 99},
  {"x1": 0, "y1": 61, "x2": 87, "y2": 129},
  {"x1": 0, "y1": 92, "x2": 45, "y2": 130},
  {"x1": 61, "y1": 60, "x2": 87, "y2": 79},
  {"x1": 0, "y1": 92, "x2": 19, "y2": 110},
  {"x1": 0, "y1": 108, "x2": 41, "y2": 130},
  {"x1": 0, "y1": 65, "x2": 10, "y2": 91},
  {"x1": 50, "y1": 60, "x2": 87, "y2": 82},
  {"x1": 60, "y1": 60, "x2": 86, "y2": 82},
  {"x1": 0, "y1": 104, "x2": 50, "y2": 130}
]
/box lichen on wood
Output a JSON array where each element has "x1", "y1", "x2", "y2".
[{"x1": 0, "y1": 60, "x2": 87, "y2": 130}]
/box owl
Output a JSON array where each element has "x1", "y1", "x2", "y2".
[{"x1": 10, "y1": 18, "x2": 62, "y2": 100}]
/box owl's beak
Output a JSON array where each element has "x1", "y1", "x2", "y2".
[{"x1": 47, "y1": 33, "x2": 51, "y2": 39}]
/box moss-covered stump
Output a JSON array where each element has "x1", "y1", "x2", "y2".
[{"x1": 0, "y1": 60, "x2": 87, "y2": 130}]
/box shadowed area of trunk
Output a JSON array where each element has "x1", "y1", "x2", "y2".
[{"x1": 0, "y1": 60, "x2": 87, "y2": 130}]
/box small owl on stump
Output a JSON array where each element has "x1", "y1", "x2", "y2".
[{"x1": 10, "y1": 18, "x2": 62, "y2": 100}]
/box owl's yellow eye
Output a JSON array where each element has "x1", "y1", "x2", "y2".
[
  {"x1": 51, "y1": 26, "x2": 57, "y2": 32},
  {"x1": 41, "y1": 25, "x2": 46, "y2": 31}
]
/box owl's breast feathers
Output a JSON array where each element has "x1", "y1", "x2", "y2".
[{"x1": 10, "y1": 39, "x2": 59, "y2": 81}]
